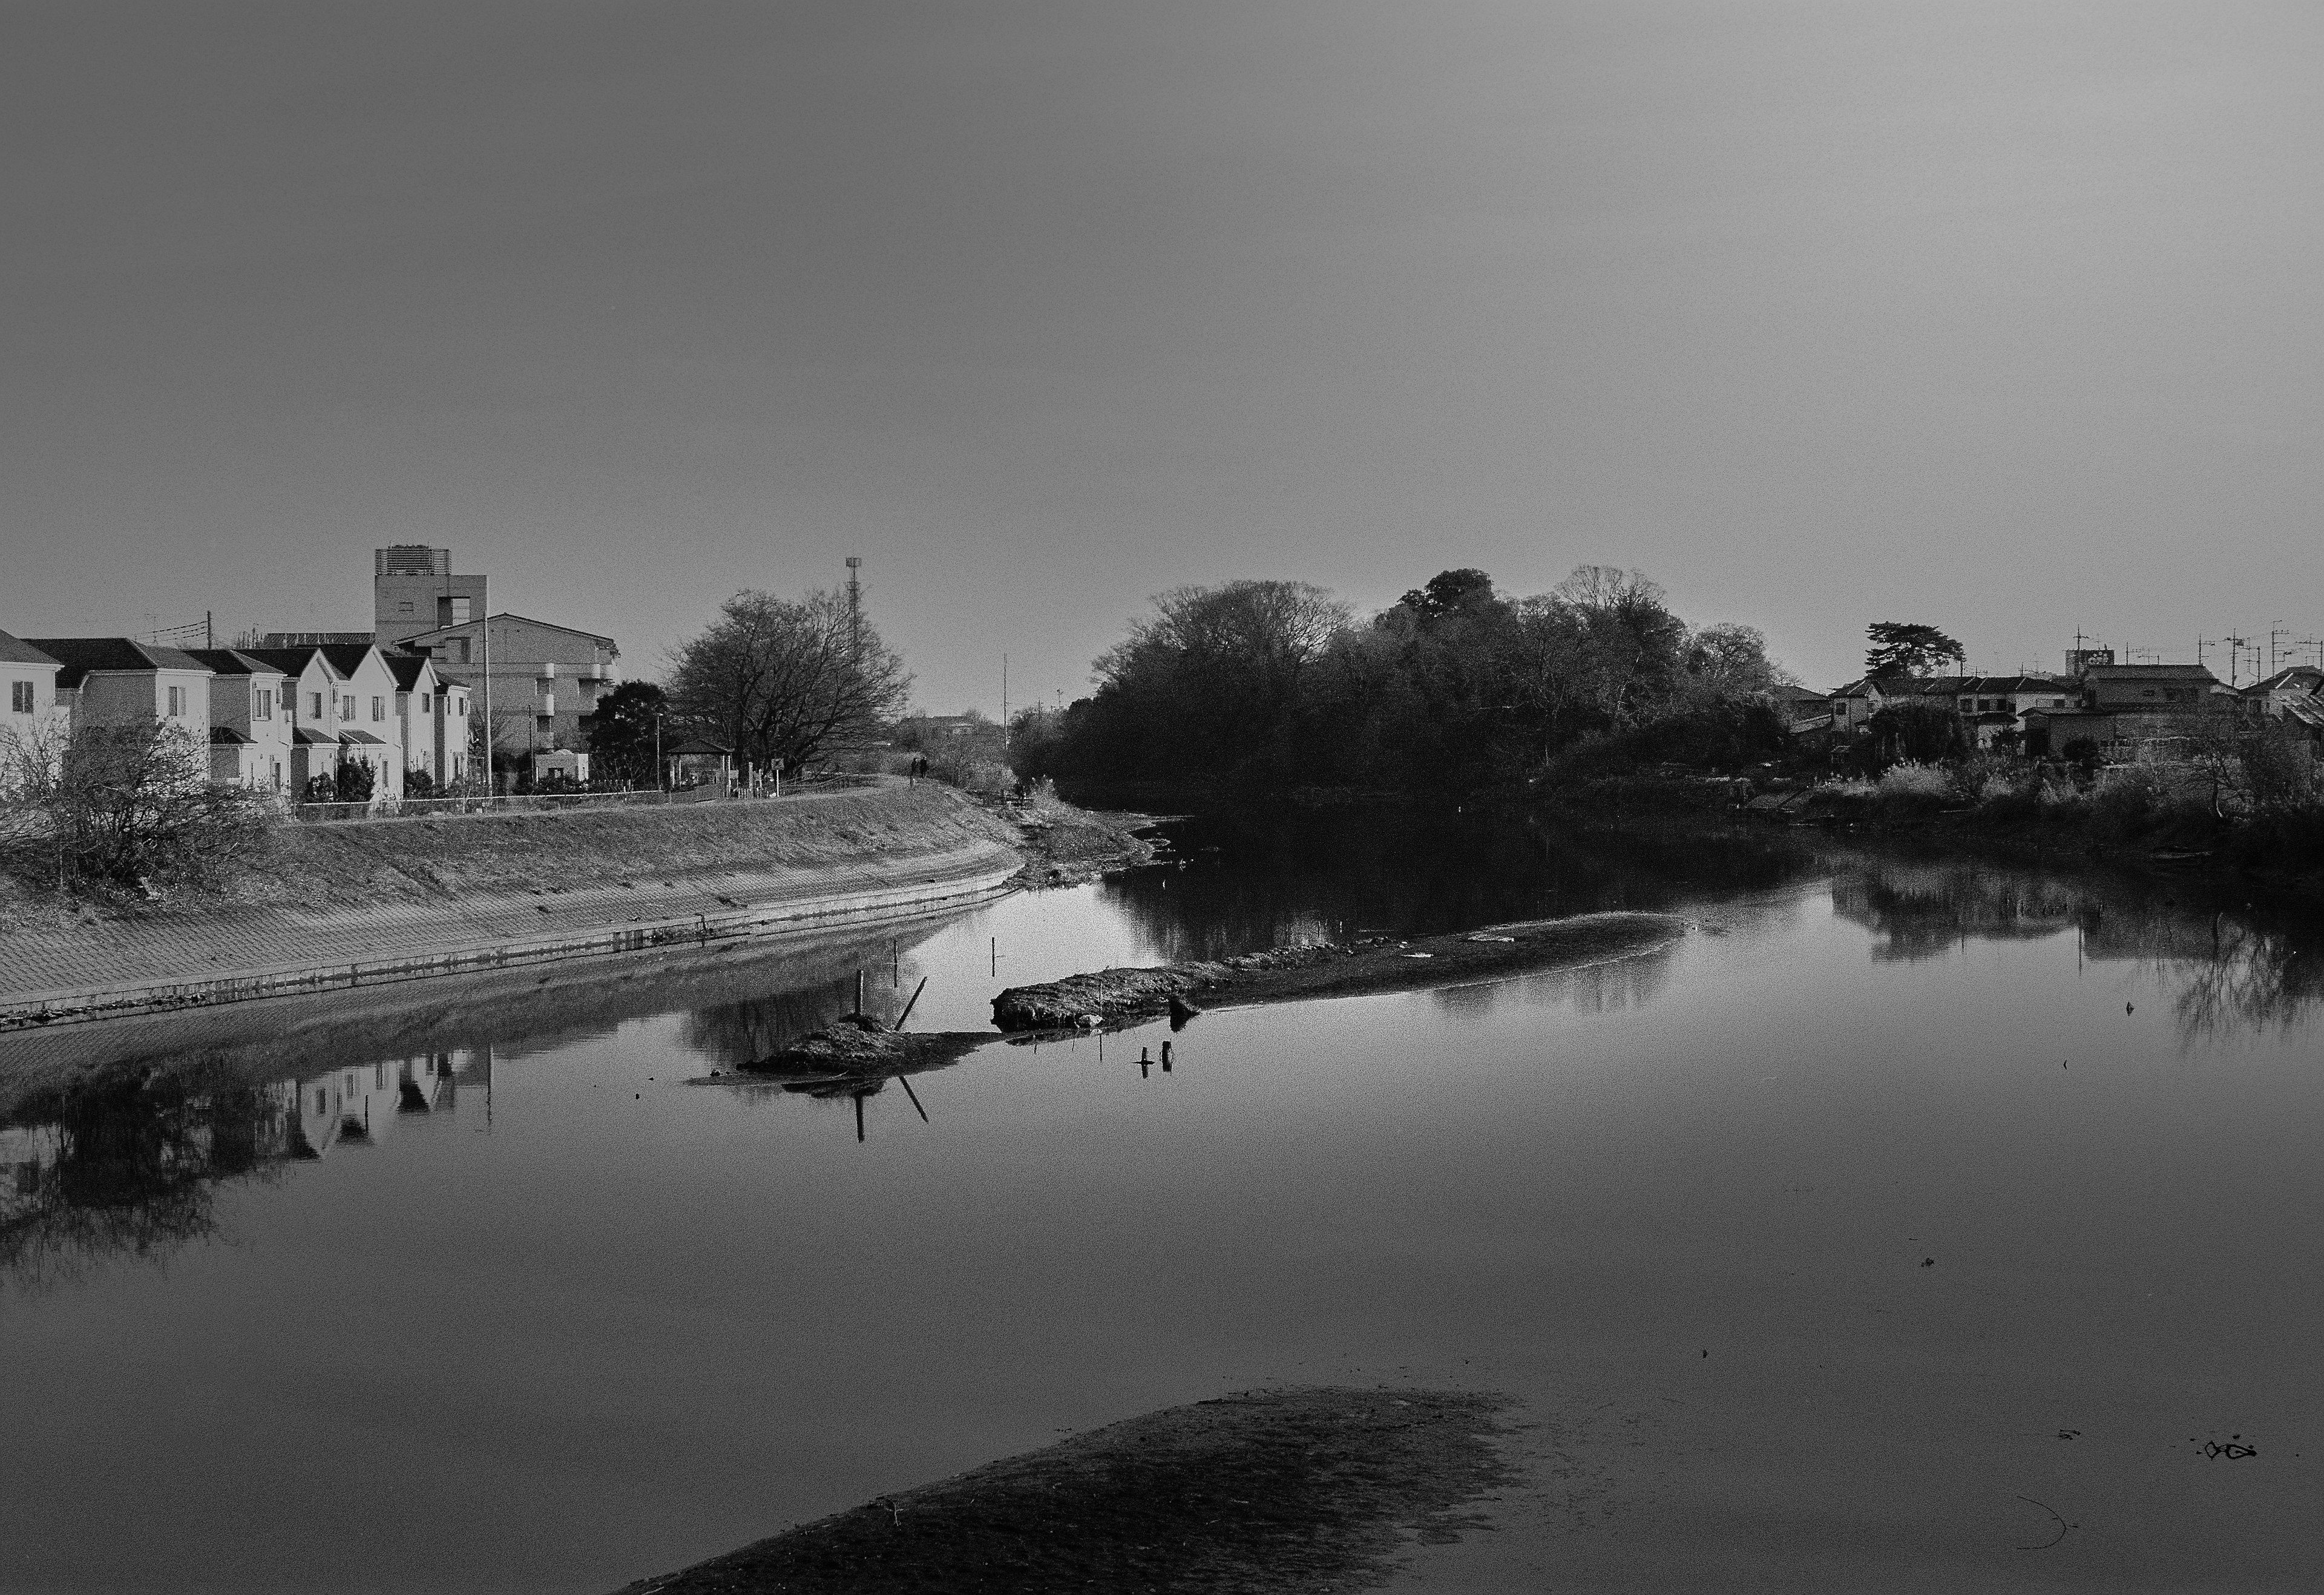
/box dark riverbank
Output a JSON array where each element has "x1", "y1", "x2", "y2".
[{"x1": 609, "y1": 1386, "x2": 1513, "y2": 1595}]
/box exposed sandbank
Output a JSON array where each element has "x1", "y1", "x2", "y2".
[{"x1": 609, "y1": 1386, "x2": 1512, "y2": 1595}]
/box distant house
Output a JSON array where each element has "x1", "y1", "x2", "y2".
[
  {"x1": 1770, "y1": 683, "x2": 1831, "y2": 732},
  {"x1": 2241, "y1": 666, "x2": 2324, "y2": 761},
  {"x1": 186, "y1": 649, "x2": 292, "y2": 791},
  {"x1": 241, "y1": 646, "x2": 390, "y2": 804},
  {"x1": 27, "y1": 638, "x2": 214, "y2": 739},
  {"x1": 2078, "y1": 663, "x2": 2228, "y2": 717},
  {"x1": 0, "y1": 630, "x2": 64, "y2": 790},
  {"x1": 386, "y1": 651, "x2": 471, "y2": 788},
  {"x1": 2019, "y1": 707, "x2": 2118, "y2": 759},
  {"x1": 399, "y1": 612, "x2": 621, "y2": 767}
]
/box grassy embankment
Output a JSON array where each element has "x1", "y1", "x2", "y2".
[{"x1": 611, "y1": 1386, "x2": 1513, "y2": 1595}]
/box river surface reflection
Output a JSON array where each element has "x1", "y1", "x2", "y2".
[{"x1": 4, "y1": 814, "x2": 2322, "y2": 1593}]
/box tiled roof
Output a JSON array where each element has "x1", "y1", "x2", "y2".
[
  {"x1": 292, "y1": 727, "x2": 339, "y2": 745},
  {"x1": 2082, "y1": 663, "x2": 2218, "y2": 681},
  {"x1": 209, "y1": 726, "x2": 254, "y2": 744},
  {"x1": 317, "y1": 644, "x2": 379, "y2": 676},
  {"x1": 2246, "y1": 666, "x2": 2323, "y2": 696},
  {"x1": 338, "y1": 730, "x2": 386, "y2": 745},
  {"x1": 0, "y1": 629, "x2": 61, "y2": 667},
  {"x1": 185, "y1": 648, "x2": 284, "y2": 678},
  {"x1": 24, "y1": 637, "x2": 213, "y2": 687},
  {"x1": 383, "y1": 652, "x2": 434, "y2": 690},
  {"x1": 238, "y1": 647, "x2": 347, "y2": 681}
]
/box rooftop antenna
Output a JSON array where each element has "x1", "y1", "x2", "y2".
[
  {"x1": 845, "y1": 557, "x2": 862, "y2": 661},
  {"x1": 2270, "y1": 623, "x2": 2292, "y2": 677},
  {"x1": 2222, "y1": 635, "x2": 2251, "y2": 687}
]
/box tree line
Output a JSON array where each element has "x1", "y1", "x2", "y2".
[{"x1": 1010, "y1": 566, "x2": 1795, "y2": 797}]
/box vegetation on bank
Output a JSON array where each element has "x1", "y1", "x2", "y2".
[
  {"x1": 1009, "y1": 565, "x2": 1792, "y2": 799},
  {"x1": 0, "y1": 718, "x2": 274, "y2": 900},
  {"x1": 1782, "y1": 750, "x2": 2324, "y2": 878}
]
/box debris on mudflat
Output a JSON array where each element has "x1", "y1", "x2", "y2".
[
  {"x1": 743, "y1": 1015, "x2": 985, "y2": 1078},
  {"x1": 991, "y1": 911, "x2": 1689, "y2": 1032}
]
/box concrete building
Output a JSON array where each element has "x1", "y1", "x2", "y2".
[
  {"x1": 400, "y1": 612, "x2": 620, "y2": 766},
  {"x1": 28, "y1": 638, "x2": 214, "y2": 737},
  {"x1": 372, "y1": 545, "x2": 488, "y2": 648},
  {"x1": 186, "y1": 649, "x2": 293, "y2": 791}
]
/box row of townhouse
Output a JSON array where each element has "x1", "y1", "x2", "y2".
[
  {"x1": 1799, "y1": 653, "x2": 2324, "y2": 761},
  {"x1": 0, "y1": 629, "x2": 474, "y2": 802}
]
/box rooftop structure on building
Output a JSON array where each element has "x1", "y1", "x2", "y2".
[{"x1": 374, "y1": 544, "x2": 488, "y2": 647}]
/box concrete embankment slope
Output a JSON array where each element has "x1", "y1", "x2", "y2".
[{"x1": 0, "y1": 785, "x2": 1022, "y2": 1030}]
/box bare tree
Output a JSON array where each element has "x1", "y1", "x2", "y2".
[
  {"x1": 667, "y1": 588, "x2": 913, "y2": 770},
  {"x1": 0, "y1": 718, "x2": 274, "y2": 896}
]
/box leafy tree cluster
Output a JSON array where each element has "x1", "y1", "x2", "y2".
[{"x1": 1017, "y1": 567, "x2": 1794, "y2": 795}]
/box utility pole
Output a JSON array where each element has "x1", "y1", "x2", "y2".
[
  {"x1": 2222, "y1": 635, "x2": 2250, "y2": 688},
  {"x1": 845, "y1": 557, "x2": 862, "y2": 662}
]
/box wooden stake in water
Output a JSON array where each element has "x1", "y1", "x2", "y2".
[
  {"x1": 991, "y1": 936, "x2": 997, "y2": 976},
  {"x1": 896, "y1": 976, "x2": 929, "y2": 1030},
  {"x1": 855, "y1": 969, "x2": 864, "y2": 1018}
]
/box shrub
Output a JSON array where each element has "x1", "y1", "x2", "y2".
[
  {"x1": 0, "y1": 718, "x2": 273, "y2": 897},
  {"x1": 929, "y1": 745, "x2": 1014, "y2": 794},
  {"x1": 2089, "y1": 766, "x2": 2162, "y2": 840},
  {"x1": 1876, "y1": 761, "x2": 1952, "y2": 799}
]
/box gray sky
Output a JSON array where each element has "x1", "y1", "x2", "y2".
[{"x1": 7, "y1": 1, "x2": 2322, "y2": 703}]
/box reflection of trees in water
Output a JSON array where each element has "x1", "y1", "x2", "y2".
[
  {"x1": 1828, "y1": 855, "x2": 2324, "y2": 1040},
  {"x1": 1104, "y1": 810, "x2": 1816, "y2": 967},
  {"x1": 1828, "y1": 861, "x2": 2082, "y2": 962},
  {"x1": 2171, "y1": 919, "x2": 2324, "y2": 1041},
  {"x1": 1430, "y1": 944, "x2": 1675, "y2": 1018},
  {"x1": 683, "y1": 975, "x2": 863, "y2": 1066},
  {"x1": 0, "y1": 1064, "x2": 289, "y2": 1293}
]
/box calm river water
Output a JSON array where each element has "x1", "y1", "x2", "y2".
[{"x1": 4, "y1": 812, "x2": 2322, "y2": 1593}]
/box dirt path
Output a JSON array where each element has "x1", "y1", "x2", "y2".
[
  {"x1": 991, "y1": 911, "x2": 1689, "y2": 1031},
  {"x1": 609, "y1": 1386, "x2": 1514, "y2": 1595}
]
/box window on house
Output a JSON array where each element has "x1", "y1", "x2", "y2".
[
  {"x1": 372, "y1": 696, "x2": 384, "y2": 721},
  {"x1": 537, "y1": 715, "x2": 553, "y2": 733},
  {"x1": 418, "y1": 693, "x2": 430, "y2": 712},
  {"x1": 398, "y1": 601, "x2": 414, "y2": 614},
  {"x1": 310, "y1": 692, "x2": 323, "y2": 719},
  {"x1": 167, "y1": 685, "x2": 185, "y2": 716},
  {"x1": 8, "y1": 681, "x2": 30, "y2": 713},
  {"x1": 456, "y1": 638, "x2": 471, "y2": 664}
]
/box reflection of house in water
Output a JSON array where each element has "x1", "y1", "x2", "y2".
[
  {"x1": 286, "y1": 1049, "x2": 488, "y2": 1158},
  {"x1": 1829, "y1": 862, "x2": 2081, "y2": 962}
]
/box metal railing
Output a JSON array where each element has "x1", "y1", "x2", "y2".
[{"x1": 287, "y1": 771, "x2": 881, "y2": 823}]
